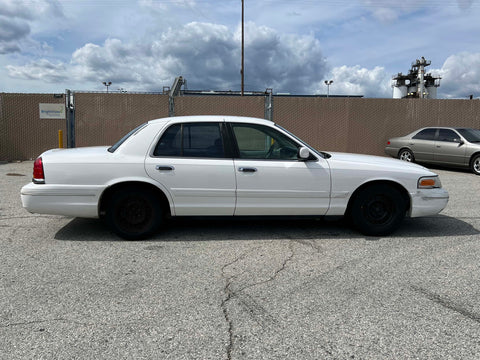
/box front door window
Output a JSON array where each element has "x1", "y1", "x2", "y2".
[{"x1": 232, "y1": 123, "x2": 299, "y2": 160}]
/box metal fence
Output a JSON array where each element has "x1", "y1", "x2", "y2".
[
  {"x1": 1, "y1": 90, "x2": 480, "y2": 161},
  {"x1": 0, "y1": 93, "x2": 66, "y2": 161}
]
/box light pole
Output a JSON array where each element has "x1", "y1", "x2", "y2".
[
  {"x1": 324, "y1": 80, "x2": 333, "y2": 97},
  {"x1": 102, "y1": 81, "x2": 112, "y2": 93}
]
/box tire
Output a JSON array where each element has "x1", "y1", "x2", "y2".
[
  {"x1": 106, "y1": 187, "x2": 163, "y2": 240},
  {"x1": 350, "y1": 184, "x2": 406, "y2": 236},
  {"x1": 471, "y1": 154, "x2": 480, "y2": 175},
  {"x1": 398, "y1": 148, "x2": 414, "y2": 162}
]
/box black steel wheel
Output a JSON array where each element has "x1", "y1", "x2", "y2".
[
  {"x1": 471, "y1": 154, "x2": 480, "y2": 175},
  {"x1": 398, "y1": 148, "x2": 414, "y2": 162},
  {"x1": 106, "y1": 187, "x2": 163, "y2": 240},
  {"x1": 350, "y1": 184, "x2": 406, "y2": 236}
]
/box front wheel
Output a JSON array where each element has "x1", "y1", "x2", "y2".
[
  {"x1": 471, "y1": 154, "x2": 480, "y2": 175},
  {"x1": 350, "y1": 184, "x2": 407, "y2": 236},
  {"x1": 106, "y1": 187, "x2": 163, "y2": 240}
]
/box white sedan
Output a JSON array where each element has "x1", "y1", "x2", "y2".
[{"x1": 21, "y1": 116, "x2": 449, "y2": 239}]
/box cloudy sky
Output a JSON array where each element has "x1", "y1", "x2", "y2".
[{"x1": 1, "y1": 0, "x2": 480, "y2": 98}]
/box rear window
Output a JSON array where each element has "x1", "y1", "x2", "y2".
[
  {"x1": 413, "y1": 128, "x2": 436, "y2": 140},
  {"x1": 108, "y1": 123, "x2": 148, "y2": 153}
]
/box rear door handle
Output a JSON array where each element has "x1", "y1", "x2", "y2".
[
  {"x1": 238, "y1": 167, "x2": 257, "y2": 173},
  {"x1": 156, "y1": 165, "x2": 175, "y2": 171}
]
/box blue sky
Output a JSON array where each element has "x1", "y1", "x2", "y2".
[{"x1": 1, "y1": 0, "x2": 480, "y2": 98}]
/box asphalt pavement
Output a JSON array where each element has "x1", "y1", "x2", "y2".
[{"x1": 1, "y1": 161, "x2": 480, "y2": 359}]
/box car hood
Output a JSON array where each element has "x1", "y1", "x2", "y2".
[{"x1": 324, "y1": 151, "x2": 434, "y2": 175}]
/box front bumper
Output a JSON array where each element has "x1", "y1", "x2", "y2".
[{"x1": 409, "y1": 187, "x2": 449, "y2": 218}]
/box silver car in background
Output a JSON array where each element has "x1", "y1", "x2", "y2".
[{"x1": 385, "y1": 127, "x2": 480, "y2": 175}]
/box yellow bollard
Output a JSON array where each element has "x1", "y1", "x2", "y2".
[{"x1": 58, "y1": 130, "x2": 64, "y2": 148}]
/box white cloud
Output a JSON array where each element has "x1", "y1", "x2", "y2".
[
  {"x1": 362, "y1": 0, "x2": 422, "y2": 23},
  {"x1": 318, "y1": 65, "x2": 391, "y2": 98},
  {"x1": 6, "y1": 58, "x2": 67, "y2": 82},
  {"x1": 1, "y1": 1, "x2": 480, "y2": 97},
  {"x1": 6, "y1": 22, "x2": 329, "y2": 94},
  {"x1": 0, "y1": 0, "x2": 35, "y2": 19},
  {"x1": 0, "y1": 17, "x2": 30, "y2": 42},
  {"x1": 139, "y1": 0, "x2": 196, "y2": 11},
  {"x1": 457, "y1": 0, "x2": 474, "y2": 9},
  {"x1": 318, "y1": 52, "x2": 480, "y2": 99},
  {"x1": 242, "y1": 22, "x2": 328, "y2": 92},
  {"x1": 0, "y1": 42, "x2": 20, "y2": 54},
  {"x1": 434, "y1": 52, "x2": 480, "y2": 99},
  {"x1": 0, "y1": 14, "x2": 30, "y2": 54},
  {"x1": 0, "y1": 0, "x2": 63, "y2": 54}
]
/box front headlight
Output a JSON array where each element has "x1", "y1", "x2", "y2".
[{"x1": 418, "y1": 176, "x2": 442, "y2": 189}]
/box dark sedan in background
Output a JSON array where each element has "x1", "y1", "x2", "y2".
[{"x1": 385, "y1": 127, "x2": 480, "y2": 175}]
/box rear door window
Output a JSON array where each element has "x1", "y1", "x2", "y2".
[
  {"x1": 413, "y1": 128, "x2": 437, "y2": 140},
  {"x1": 153, "y1": 122, "x2": 225, "y2": 158}
]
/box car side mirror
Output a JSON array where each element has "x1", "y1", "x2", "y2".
[{"x1": 298, "y1": 146, "x2": 310, "y2": 160}]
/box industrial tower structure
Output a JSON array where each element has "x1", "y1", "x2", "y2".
[{"x1": 392, "y1": 57, "x2": 441, "y2": 99}]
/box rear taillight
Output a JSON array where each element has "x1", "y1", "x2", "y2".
[
  {"x1": 33, "y1": 157, "x2": 45, "y2": 184},
  {"x1": 387, "y1": 141, "x2": 391, "y2": 145}
]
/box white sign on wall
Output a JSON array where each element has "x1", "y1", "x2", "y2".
[{"x1": 39, "y1": 103, "x2": 65, "y2": 119}]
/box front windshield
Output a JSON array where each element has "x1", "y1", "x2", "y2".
[
  {"x1": 108, "y1": 123, "x2": 148, "y2": 153},
  {"x1": 456, "y1": 128, "x2": 480, "y2": 143}
]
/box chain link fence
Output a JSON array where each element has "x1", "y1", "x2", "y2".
[{"x1": 1, "y1": 90, "x2": 480, "y2": 161}]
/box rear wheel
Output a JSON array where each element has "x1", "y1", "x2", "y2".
[
  {"x1": 398, "y1": 148, "x2": 414, "y2": 162},
  {"x1": 471, "y1": 154, "x2": 480, "y2": 175},
  {"x1": 350, "y1": 184, "x2": 407, "y2": 236},
  {"x1": 106, "y1": 187, "x2": 163, "y2": 240}
]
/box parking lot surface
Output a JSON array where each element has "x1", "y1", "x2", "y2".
[{"x1": 1, "y1": 161, "x2": 480, "y2": 359}]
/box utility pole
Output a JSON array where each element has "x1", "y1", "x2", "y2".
[{"x1": 241, "y1": 0, "x2": 244, "y2": 96}]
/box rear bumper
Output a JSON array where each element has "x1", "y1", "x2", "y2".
[
  {"x1": 384, "y1": 146, "x2": 399, "y2": 158},
  {"x1": 21, "y1": 182, "x2": 103, "y2": 218},
  {"x1": 410, "y1": 188, "x2": 449, "y2": 217}
]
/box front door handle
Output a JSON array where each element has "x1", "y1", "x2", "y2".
[
  {"x1": 238, "y1": 167, "x2": 257, "y2": 173},
  {"x1": 156, "y1": 165, "x2": 175, "y2": 171}
]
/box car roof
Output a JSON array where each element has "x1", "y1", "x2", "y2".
[
  {"x1": 417, "y1": 126, "x2": 475, "y2": 131},
  {"x1": 148, "y1": 115, "x2": 274, "y2": 126}
]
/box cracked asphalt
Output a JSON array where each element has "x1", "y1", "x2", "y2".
[{"x1": 2, "y1": 161, "x2": 480, "y2": 359}]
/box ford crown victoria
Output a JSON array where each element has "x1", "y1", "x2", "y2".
[{"x1": 21, "y1": 116, "x2": 449, "y2": 239}]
